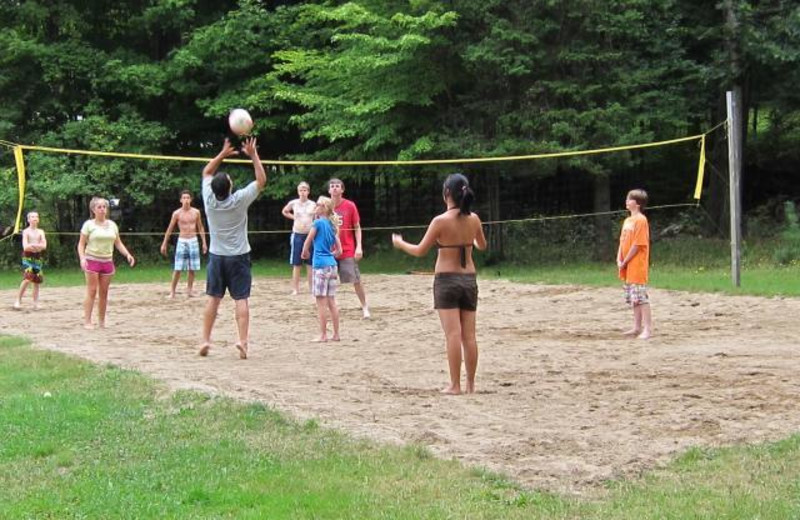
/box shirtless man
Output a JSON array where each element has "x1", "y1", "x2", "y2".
[{"x1": 160, "y1": 190, "x2": 208, "y2": 298}]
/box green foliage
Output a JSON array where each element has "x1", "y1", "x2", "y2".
[{"x1": 774, "y1": 200, "x2": 800, "y2": 265}]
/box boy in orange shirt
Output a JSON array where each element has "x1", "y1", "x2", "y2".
[{"x1": 617, "y1": 189, "x2": 652, "y2": 339}]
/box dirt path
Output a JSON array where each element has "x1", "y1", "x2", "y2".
[{"x1": 3, "y1": 274, "x2": 799, "y2": 494}]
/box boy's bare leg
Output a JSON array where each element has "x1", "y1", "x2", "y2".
[
  {"x1": 186, "y1": 270, "x2": 195, "y2": 297},
  {"x1": 354, "y1": 281, "x2": 370, "y2": 318},
  {"x1": 291, "y1": 266, "x2": 301, "y2": 295},
  {"x1": 460, "y1": 310, "x2": 479, "y2": 394},
  {"x1": 638, "y1": 304, "x2": 652, "y2": 339},
  {"x1": 306, "y1": 266, "x2": 313, "y2": 294},
  {"x1": 437, "y1": 309, "x2": 463, "y2": 395},
  {"x1": 623, "y1": 305, "x2": 642, "y2": 336},
  {"x1": 328, "y1": 297, "x2": 340, "y2": 341},
  {"x1": 83, "y1": 272, "x2": 99, "y2": 328},
  {"x1": 14, "y1": 279, "x2": 28, "y2": 308},
  {"x1": 97, "y1": 275, "x2": 113, "y2": 328},
  {"x1": 168, "y1": 271, "x2": 181, "y2": 299},
  {"x1": 32, "y1": 284, "x2": 40, "y2": 309},
  {"x1": 200, "y1": 296, "x2": 222, "y2": 356},
  {"x1": 234, "y1": 298, "x2": 250, "y2": 359},
  {"x1": 314, "y1": 297, "x2": 329, "y2": 342}
]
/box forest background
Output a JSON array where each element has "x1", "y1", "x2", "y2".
[{"x1": 1, "y1": 0, "x2": 798, "y2": 269}]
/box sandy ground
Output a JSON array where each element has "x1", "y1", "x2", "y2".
[{"x1": 2, "y1": 274, "x2": 800, "y2": 494}]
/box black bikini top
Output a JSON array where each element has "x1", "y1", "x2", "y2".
[{"x1": 436, "y1": 242, "x2": 472, "y2": 268}]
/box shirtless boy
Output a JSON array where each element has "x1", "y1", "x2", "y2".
[{"x1": 160, "y1": 190, "x2": 208, "y2": 298}]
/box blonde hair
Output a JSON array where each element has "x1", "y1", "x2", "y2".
[
  {"x1": 297, "y1": 181, "x2": 310, "y2": 190},
  {"x1": 89, "y1": 197, "x2": 109, "y2": 218},
  {"x1": 316, "y1": 196, "x2": 339, "y2": 234}
]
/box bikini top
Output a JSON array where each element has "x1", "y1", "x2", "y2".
[{"x1": 436, "y1": 242, "x2": 472, "y2": 268}]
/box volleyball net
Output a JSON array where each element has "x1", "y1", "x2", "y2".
[{"x1": 0, "y1": 123, "x2": 725, "y2": 268}]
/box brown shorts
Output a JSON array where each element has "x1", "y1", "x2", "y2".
[
  {"x1": 433, "y1": 273, "x2": 478, "y2": 311},
  {"x1": 337, "y1": 257, "x2": 361, "y2": 284}
]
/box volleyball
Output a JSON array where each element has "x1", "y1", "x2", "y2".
[{"x1": 228, "y1": 108, "x2": 254, "y2": 136}]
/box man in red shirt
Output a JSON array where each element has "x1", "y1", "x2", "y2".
[{"x1": 328, "y1": 178, "x2": 370, "y2": 318}]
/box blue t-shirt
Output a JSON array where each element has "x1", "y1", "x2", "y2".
[{"x1": 312, "y1": 218, "x2": 337, "y2": 269}]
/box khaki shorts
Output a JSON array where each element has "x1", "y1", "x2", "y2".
[{"x1": 337, "y1": 257, "x2": 361, "y2": 284}]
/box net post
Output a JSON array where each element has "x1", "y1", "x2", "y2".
[{"x1": 726, "y1": 89, "x2": 743, "y2": 287}]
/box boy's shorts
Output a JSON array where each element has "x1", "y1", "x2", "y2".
[
  {"x1": 624, "y1": 283, "x2": 649, "y2": 306},
  {"x1": 289, "y1": 232, "x2": 312, "y2": 266},
  {"x1": 22, "y1": 251, "x2": 44, "y2": 284},
  {"x1": 337, "y1": 257, "x2": 360, "y2": 283},
  {"x1": 206, "y1": 253, "x2": 252, "y2": 300},
  {"x1": 174, "y1": 237, "x2": 201, "y2": 271},
  {"x1": 313, "y1": 265, "x2": 338, "y2": 297}
]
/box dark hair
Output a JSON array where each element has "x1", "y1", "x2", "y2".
[
  {"x1": 443, "y1": 173, "x2": 474, "y2": 216},
  {"x1": 211, "y1": 172, "x2": 231, "y2": 201},
  {"x1": 180, "y1": 189, "x2": 193, "y2": 199},
  {"x1": 627, "y1": 189, "x2": 648, "y2": 211}
]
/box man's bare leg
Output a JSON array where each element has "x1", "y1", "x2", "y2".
[
  {"x1": 291, "y1": 266, "x2": 301, "y2": 295},
  {"x1": 354, "y1": 281, "x2": 370, "y2": 318},
  {"x1": 168, "y1": 271, "x2": 181, "y2": 299},
  {"x1": 186, "y1": 270, "x2": 196, "y2": 297},
  {"x1": 234, "y1": 298, "x2": 250, "y2": 358},
  {"x1": 200, "y1": 296, "x2": 222, "y2": 356}
]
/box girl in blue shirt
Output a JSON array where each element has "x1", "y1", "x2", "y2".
[{"x1": 302, "y1": 197, "x2": 342, "y2": 341}]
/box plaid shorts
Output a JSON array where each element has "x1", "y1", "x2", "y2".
[
  {"x1": 174, "y1": 238, "x2": 201, "y2": 271},
  {"x1": 313, "y1": 265, "x2": 338, "y2": 297},
  {"x1": 624, "y1": 283, "x2": 650, "y2": 306}
]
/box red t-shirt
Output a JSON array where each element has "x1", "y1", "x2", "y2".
[{"x1": 333, "y1": 198, "x2": 360, "y2": 259}]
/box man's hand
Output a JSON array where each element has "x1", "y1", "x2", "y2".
[
  {"x1": 160, "y1": 243, "x2": 168, "y2": 257},
  {"x1": 355, "y1": 246, "x2": 363, "y2": 261},
  {"x1": 241, "y1": 137, "x2": 258, "y2": 158}
]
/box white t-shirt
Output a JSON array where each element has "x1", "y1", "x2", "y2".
[
  {"x1": 288, "y1": 199, "x2": 316, "y2": 234},
  {"x1": 202, "y1": 176, "x2": 260, "y2": 256}
]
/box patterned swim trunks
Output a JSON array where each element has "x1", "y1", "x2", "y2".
[
  {"x1": 174, "y1": 237, "x2": 201, "y2": 271},
  {"x1": 22, "y1": 251, "x2": 43, "y2": 284},
  {"x1": 624, "y1": 283, "x2": 649, "y2": 306}
]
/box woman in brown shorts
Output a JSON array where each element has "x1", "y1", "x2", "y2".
[{"x1": 392, "y1": 173, "x2": 487, "y2": 394}]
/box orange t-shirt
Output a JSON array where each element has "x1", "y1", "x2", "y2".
[{"x1": 618, "y1": 213, "x2": 650, "y2": 284}]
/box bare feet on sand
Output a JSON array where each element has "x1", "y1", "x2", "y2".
[
  {"x1": 440, "y1": 386, "x2": 461, "y2": 396},
  {"x1": 622, "y1": 328, "x2": 641, "y2": 337},
  {"x1": 235, "y1": 343, "x2": 248, "y2": 360},
  {"x1": 637, "y1": 330, "x2": 652, "y2": 340},
  {"x1": 198, "y1": 343, "x2": 211, "y2": 357}
]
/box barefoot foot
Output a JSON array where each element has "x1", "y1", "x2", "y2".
[
  {"x1": 198, "y1": 343, "x2": 211, "y2": 357},
  {"x1": 12, "y1": 301, "x2": 21, "y2": 310},
  {"x1": 637, "y1": 330, "x2": 652, "y2": 340},
  {"x1": 83, "y1": 323, "x2": 95, "y2": 330},
  {"x1": 440, "y1": 386, "x2": 461, "y2": 395},
  {"x1": 311, "y1": 337, "x2": 329, "y2": 343},
  {"x1": 622, "y1": 328, "x2": 641, "y2": 337},
  {"x1": 235, "y1": 343, "x2": 248, "y2": 360}
]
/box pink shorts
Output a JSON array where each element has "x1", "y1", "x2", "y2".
[{"x1": 85, "y1": 259, "x2": 116, "y2": 276}]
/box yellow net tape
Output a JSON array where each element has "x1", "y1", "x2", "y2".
[
  {"x1": 13, "y1": 146, "x2": 26, "y2": 234},
  {"x1": 693, "y1": 134, "x2": 706, "y2": 200},
  {"x1": 17, "y1": 134, "x2": 703, "y2": 166}
]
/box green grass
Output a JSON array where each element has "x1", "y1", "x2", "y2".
[{"x1": 2, "y1": 335, "x2": 800, "y2": 518}]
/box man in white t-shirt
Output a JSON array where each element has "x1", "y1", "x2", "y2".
[{"x1": 199, "y1": 137, "x2": 266, "y2": 360}]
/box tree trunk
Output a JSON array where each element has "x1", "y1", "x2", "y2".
[
  {"x1": 486, "y1": 171, "x2": 504, "y2": 260},
  {"x1": 593, "y1": 173, "x2": 613, "y2": 261}
]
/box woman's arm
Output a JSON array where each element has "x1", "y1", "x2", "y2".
[
  {"x1": 392, "y1": 218, "x2": 439, "y2": 257},
  {"x1": 115, "y1": 235, "x2": 136, "y2": 267},
  {"x1": 472, "y1": 215, "x2": 487, "y2": 251},
  {"x1": 77, "y1": 232, "x2": 88, "y2": 270}
]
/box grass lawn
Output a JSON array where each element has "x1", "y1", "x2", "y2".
[{"x1": 1, "y1": 335, "x2": 799, "y2": 519}]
